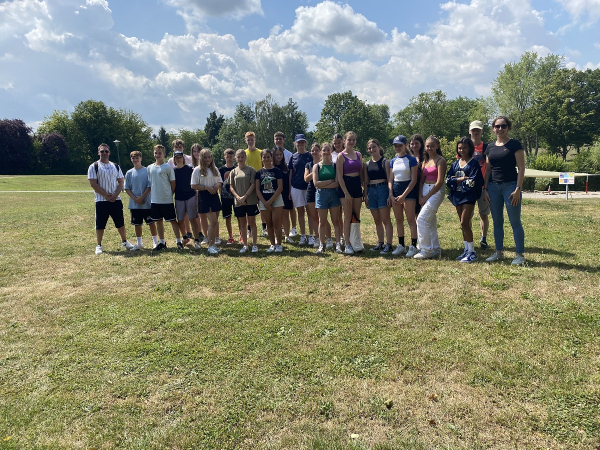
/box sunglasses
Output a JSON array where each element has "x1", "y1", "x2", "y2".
[
  {"x1": 99, "y1": 150, "x2": 110, "y2": 154},
  {"x1": 494, "y1": 124, "x2": 508, "y2": 129}
]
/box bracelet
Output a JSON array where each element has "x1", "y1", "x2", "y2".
[{"x1": 515, "y1": 186, "x2": 521, "y2": 190}]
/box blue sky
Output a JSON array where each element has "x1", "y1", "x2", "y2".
[{"x1": 1, "y1": 0, "x2": 599, "y2": 134}]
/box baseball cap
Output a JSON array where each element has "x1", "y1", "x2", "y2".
[
  {"x1": 173, "y1": 151, "x2": 184, "y2": 157},
  {"x1": 469, "y1": 120, "x2": 483, "y2": 130},
  {"x1": 294, "y1": 134, "x2": 307, "y2": 142},
  {"x1": 393, "y1": 135, "x2": 407, "y2": 145}
]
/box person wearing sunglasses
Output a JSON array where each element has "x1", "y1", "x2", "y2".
[{"x1": 483, "y1": 116, "x2": 526, "y2": 265}]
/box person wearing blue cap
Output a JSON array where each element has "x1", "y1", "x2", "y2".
[{"x1": 288, "y1": 134, "x2": 313, "y2": 245}]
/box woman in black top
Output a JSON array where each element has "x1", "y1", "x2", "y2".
[{"x1": 483, "y1": 116, "x2": 526, "y2": 265}]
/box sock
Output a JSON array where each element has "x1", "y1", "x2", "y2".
[
  {"x1": 399, "y1": 236, "x2": 405, "y2": 247},
  {"x1": 467, "y1": 241, "x2": 475, "y2": 252},
  {"x1": 464, "y1": 240, "x2": 469, "y2": 251},
  {"x1": 411, "y1": 238, "x2": 418, "y2": 247},
  {"x1": 379, "y1": 241, "x2": 384, "y2": 246},
  {"x1": 198, "y1": 232, "x2": 204, "y2": 239},
  {"x1": 262, "y1": 223, "x2": 267, "y2": 231},
  {"x1": 176, "y1": 238, "x2": 181, "y2": 244},
  {"x1": 481, "y1": 236, "x2": 487, "y2": 242},
  {"x1": 160, "y1": 239, "x2": 165, "y2": 244},
  {"x1": 137, "y1": 237, "x2": 143, "y2": 246},
  {"x1": 152, "y1": 236, "x2": 158, "y2": 245}
]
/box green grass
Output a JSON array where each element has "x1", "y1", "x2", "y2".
[{"x1": 1, "y1": 176, "x2": 599, "y2": 449}]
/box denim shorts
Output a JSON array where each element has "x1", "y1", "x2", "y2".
[
  {"x1": 316, "y1": 188, "x2": 341, "y2": 209},
  {"x1": 367, "y1": 182, "x2": 389, "y2": 210},
  {"x1": 392, "y1": 180, "x2": 418, "y2": 200}
]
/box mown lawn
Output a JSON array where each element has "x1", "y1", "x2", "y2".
[{"x1": 0, "y1": 176, "x2": 599, "y2": 449}]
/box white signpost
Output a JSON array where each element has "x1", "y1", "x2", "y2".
[{"x1": 559, "y1": 172, "x2": 575, "y2": 200}]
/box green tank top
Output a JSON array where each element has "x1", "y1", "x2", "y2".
[{"x1": 318, "y1": 163, "x2": 336, "y2": 181}]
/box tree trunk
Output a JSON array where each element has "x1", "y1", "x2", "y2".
[{"x1": 535, "y1": 134, "x2": 539, "y2": 156}]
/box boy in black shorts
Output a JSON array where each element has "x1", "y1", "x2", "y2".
[{"x1": 218, "y1": 148, "x2": 236, "y2": 245}]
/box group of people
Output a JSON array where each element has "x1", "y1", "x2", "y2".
[{"x1": 88, "y1": 116, "x2": 526, "y2": 264}]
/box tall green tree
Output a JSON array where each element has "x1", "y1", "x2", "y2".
[
  {"x1": 39, "y1": 133, "x2": 69, "y2": 174},
  {"x1": 532, "y1": 68, "x2": 600, "y2": 160},
  {"x1": 0, "y1": 119, "x2": 33, "y2": 174},
  {"x1": 204, "y1": 111, "x2": 225, "y2": 147},
  {"x1": 491, "y1": 52, "x2": 564, "y2": 157}
]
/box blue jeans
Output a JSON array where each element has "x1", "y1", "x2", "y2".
[{"x1": 488, "y1": 181, "x2": 524, "y2": 254}]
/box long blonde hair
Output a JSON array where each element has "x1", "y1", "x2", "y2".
[{"x1": 199, "y1": 148, "x2": 219, "y2": 177}]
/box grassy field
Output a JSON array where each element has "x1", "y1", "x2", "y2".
[{"x1": 1, "y1": 175, "x2": 599, "y2": 449}]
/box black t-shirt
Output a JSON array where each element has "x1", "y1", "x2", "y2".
[
  {"x1": 485, "y1": 139, "x2": 522, "y2": 184},
  {"x1": 173, "y1": 165, "x2": 196, "y2": 201},
  {"x1": 255, "y1": 167, "x2": 283, "y2": 202},
  {"x1": 275, "y1": 162, "x2": 290, "y2": 196},
  {"x1": 305, "y1": 161, "x2": 316, "y2": 194},
  {"x1": 289, "y1": 152, "x2": 313, "y2": 190},
  {"x1": 218, "y1": 165, "x2": 235, "y2": 199},
  {"x1": 366, "y1": 157, "x2": 388, "y2": 181}
]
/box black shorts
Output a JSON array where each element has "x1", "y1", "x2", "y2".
[
  {"x1": 130, "y1": 208, "x2": 153, "y2": 226},
  {"x1": 282, "y1": 191, "x2": 293, "y2": 210},
  {"x1": 234, "y1": 204, "x2": 260, "y2": 218},
  {"x1": 198, "y1": 191, "x2": 222, "y2": 214},
  {"x1": 342, "y1": 175, "x2": 363, "y2": 199},
  {"x1": 221, "y1": 197, "x2": 234, "y2": 218},
  {"x1": 307, "y1": 186, "x2": 316, "y2": 204},
  {"x1": 95, "y1": 200, "x2": 125, "y2": 230},
  {"x1": 151, "y1": 203, "x2": 177, "y2": 222}
]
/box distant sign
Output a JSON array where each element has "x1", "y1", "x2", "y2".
[{"x1": 559, "y1": 172, "x2": 575, "y2": 185}]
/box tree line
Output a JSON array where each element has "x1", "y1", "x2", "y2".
[{"x1": 1, "y1": 52, "x2": 599, "y2": 177}]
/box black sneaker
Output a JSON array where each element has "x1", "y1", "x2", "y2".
[
  {"x1": 177, "y1": 242, "x2": 184, "y2": 250},
  {"x1": 185, "y1": 232, "x2": 193, "y2": 240},
  {"x1": 153, "y1": 242, "x2": 165, "y2": 251},
  {"x1": 480, "y1": 239, "x2": 489, "y2": 249},
  {"x1": 380, "y1": 243, "x2": 393, "y2": 255},
  {"x1": 370, "y1": 242, "x2": 384, "y2": 252}
]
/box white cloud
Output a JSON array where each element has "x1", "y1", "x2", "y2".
[
  {"x1": 594, "y1": 42, "x2": 600, "y2": 49},
  {"x1": 165, "y1": 0, "x2": 263, "y2": 31},
  {"x1": 553, "y1": 0, "x2": 600, "y2": 25}
]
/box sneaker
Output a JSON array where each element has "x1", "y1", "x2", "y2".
[
  {"x1": 511, "y1": 255, "x2": 526, "y2": 266},
  {"x1": 290, "y1": 227, "x2": 298, "y2": 237},
  {"x1": 460, "y1": 251, "x2": 478, "y2": 263},
  {"x1": 121, "y1": 241, "x2": 134, "y2": 250},
  {"x1": 308, "y1": 235, "x2": 315, "y2": 246},
  {"x1": 207, "y1": 245, "x2": 219, "y2": 255},
  {"x1": 247, "y1": 229, "x2": 252, "y2": 239},
  {"x1": 251, "y1": 245, "x2": 259, "y2": 253},
  {"x1": 299, "y1": 235, "x2": 308, "y2": 245},
  {"x1": 130, "y1": 243, "x2": 143, "y2": 251},
  {"x1": 314, "y1": 240, "x2": 320, "y2": 248},
  {"x1": 392, "y1": 244, "x2": 406, "y2": 256},
  {"x1": 185, "y1": 232, "x2": 193, "y2": 240},
  {"x1": 274, "y1": 245, "x2": 283, "y2": 252},
  {"x1": 335, "y1": 243, "x2": 343, "y2": 253},
  {"x1": 215, "y1": 237, "x2": 222, "y2": 245},
  {"x1": 215, "y1": 246, "x2": 222, "y2": 252},
  {"x1": 370, "y1": 243, "x2": 384, "y2": 252},
  {"x1": 480, "y1": 238, "x2": 489, "y2": 249},
  {"x1": 316, "y1": 244, "x2": 324, "y2": 254},
  {"x1": 413, "y1": 251, "x2": 428, "y2": 259},
  {"x1": 285, "y1": 236, "x2": 295, "y2": 244},
  {"x1": 345, "y1": 244, "x2": 354, "y2": 255},
  {"x1": 486, "y1": 252, "x2": 505, "y2": 262},
  {"x1": 194, "y1": 240, "x2": 202, "y2": 250},
  {"x1": 325, "y1": 238, "x2": 333, "y2": 249},
  {"x1": 177, "y1": 242, "x2": 184, "y2": 250},
  {"x1": 198, "y1": 233, "x2": 205, "y2": 242},
  {"x1": 152, "y1": 242, "x2": 165, "y2": 251},
  {"x1": 182, "y1": 237, "x2": 190, "y2": 246},
  {"x1": 201, "y1": 237, "x2": 209, "y2": 245},
  {"x1": 227, "y1": 237, "x2": 235, "y2": 245},
  {"x1": 240, "y1": 245, "x2": 248, "y2": 253},
  {"x1": 95, "y1": 245, "x2": 103, "y2": 255},
  {"x1": 267, "y1": 245, "x2": 276, "y2": 253},
  {"x1": 380, "y1": 243, "x2": 393, "y2": 255},
  {"x1": 340, "y1": 236, "x2": 345, "y2": 246},
  {"x1": 455, "y1": 249, "x2": 468, "y2": 261},
  {"x1": 405, "y1": 245, "x2": 419, "y2": 258}
]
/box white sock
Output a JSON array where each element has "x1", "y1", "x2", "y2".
[
  {"x1": 137, "y1": 237, "x2": 143, "y2": 245},
  {"x1": 464, "y1": 241, "x2": 469, "y2": 251},
  {"x1": 176, "y1": 238, "x2": 181, "y2": 243},
  {"x1": 467, "y1": 241, "x2": 475, "y2": 252},
  {"x1": 152, "y1": 236, "x2": 159, "y2": 245},
  {"x1": 160, "y1": 239, "x2": 165, "y2": 244}
]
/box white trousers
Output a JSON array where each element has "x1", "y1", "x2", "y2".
[{"x1": 416, "y1": 184, "x2": 444, "y2": 256}]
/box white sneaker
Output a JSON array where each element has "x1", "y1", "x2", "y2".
[
  {"x1": 194, "y1": 240, "x2": 202, "y2": 250},
  {"x1": 130, "y1": 243, "x2": 143, "y2": 251},
  {"x1": 285, "y1": 236, "x2": 294, "y2": 244},
  {"x1": 290, "y1": 227, "x2": 298, "y2": 237},
  {"x1": 215, "y1": 237, "x2": 221, "y2": 245},
  {"x1": 345, "y1": 244, "x2": 354, "y2": 255},
  {"x1": 95, "y1": 245, "x2": 103, "y2": 255},
  {"x1": 262, "y1": 228, "x2": 269, "y2": 237},
  {"x1": 405, "y1": 245, "x2": 418, "y2": 258},
  {"x1": 511, "y1": 255, "x2": 526, "y2": 265},
  {"x1": 215, "y1": 246, "x2": 222, "y2": 252},
  {"x1": 299, "y1": 235, "x2": 308, "y2": 245},
  {"x1": 325, "y1": 238, "x2": 333, "y2": 249},
  {"x1": 121, "y1": 240, "x2": 134, "y2": 250},
  {"x1": 207, "y1": 246, "x2": 219, "y2": 254},
  {"x1": 413, "y1": 251, "x2": 429, "y2": 259},
  {"x1": 267, "y1": 245, "x2": 276, "y2": 253},
  {"x1": 274, "y1": 245, "x2": 283, "y2": 252},
  {"x1": 201, "y1": 237, "x2": 209, "y2": 245},
  {"x1": 335, "y1": 243, "x2": 343, "y2": 253},
  {"x1": 308, "y1": 235, "x2": 315, "y2": 246},
  {"x1": 240, "y1": 245, "x2": 248, "y2": 253},
  {"x1": 486, "y1": 252, "x2": 505, "y2": 262},
  {"x1": 313, "y1": 239, "x2": 320, "y2": 248},
  {"x1": 251, "y1": 245, "x2": 259, "y2": 252},
  {"x1": 316, "y1": 244, "x2": 324, "y2": 254},
  {"x1": 392, "y1": 244, "x2": 406, "y2": 256}
]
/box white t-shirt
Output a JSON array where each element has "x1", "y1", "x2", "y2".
[
  {"x1": 87, "y1": 161, "x2": 124, "y2": 202},
  {"x1": 191, "y1": 166, "x2": 223, "y2": 188},
  {"x1": 283, "y1": 148, "x2": 292, "y2": 165},
  {"x1": 148, "y1": 163, "x2": 176, "y2": 204},
  {"x1": 390, "y1": 154, "x2": 417, "y2": 182}
]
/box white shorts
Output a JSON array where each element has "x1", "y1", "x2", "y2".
[
  {"x1": 291, "y1": 187, "x2": 308, "y2": 208},
  {"x1": 259, "y1": 195, "x2": 284, "y2": 211}
]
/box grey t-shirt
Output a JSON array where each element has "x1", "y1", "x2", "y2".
[
  {"x1": 147, "y1": 163, "x2": 175, "y2": 204},
  {"x1": 124, "y1": 167, "x2": 151, "y2": 209}
]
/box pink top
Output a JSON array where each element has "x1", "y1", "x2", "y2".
[
  {"x1": 342, "y1": 151, "x2": 362, "y2": 175},
  {"x1": 423, "y1": 165, "x2": 438, "y2": 183}
]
